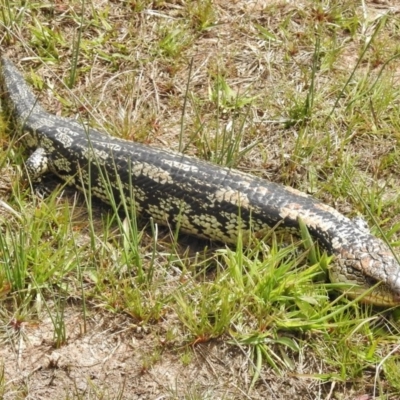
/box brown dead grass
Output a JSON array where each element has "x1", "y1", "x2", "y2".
[{"x1": 1, "y1": 0, "x2": 400, "y2": 399}]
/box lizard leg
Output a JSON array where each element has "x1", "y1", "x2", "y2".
[{"x1": 25, "y1": 147, "x2": 49, "y2": 180}]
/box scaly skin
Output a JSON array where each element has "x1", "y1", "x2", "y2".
[{"x1": 1, "y1": 56, "x2": 400, "y2": 306}]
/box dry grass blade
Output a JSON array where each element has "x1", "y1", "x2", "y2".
[{"x1": 1, "y1": 1, "x2": 400, "y2": 399}]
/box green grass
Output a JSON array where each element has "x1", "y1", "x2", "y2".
[{"x1": 1, "y1": 0, "x2": 400, "y2": 399}]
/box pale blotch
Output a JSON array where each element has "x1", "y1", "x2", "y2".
[
  {"x1": 284, "y1": 186, "x2": 309, "y2": 198},
  {"x1": 40, "y1": 136, "x2": 55, "y2": 152},
  {"x1": 29, "y1": 119, "x2": 48, "y2": 130},
  {"x1": 192, "y1": 213, "x2": 222, "y2": 234},
  {"x1": 23, "y1": 131, "x2": 38, "y2": 147},
  {"x1": 278, "y1": 203, "x2": 302, "y2": 221},
  {"x1": 214, "y1": 188, "x2": 250, "y2": 208},
  {"x1": 55, "y1": 129, "x2": 74, "y2": 148},
  {"x1": 278, "y1": 203, "x2": 325, "y2": 229},
  {"x1": 53, "y1": 157, "x2": 72, "y2": 172},
  {"x1": 142, "y1": 164, "x2": 172, "y2": 184},
  {"x1": 80, "y1": 148, "x2": 110, "y2": 165},
  {"x1": 314, "y1": 202, "x2": 350, "y2": 223},
  {"x1": 162, "y1": 159, "x2": 199, "y2": 173},
  {"x1": 177, "y1": 213, "x2": 199, "y2": 235},
  {"x1": 331, "y1": 237, "x2": 347, "y2": 249},
  {"x1": 104, "y1": 142, "x2": 122, "y2": 152}
]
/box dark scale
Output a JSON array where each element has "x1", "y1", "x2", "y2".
[{"x1": 1, "y1": 56, "x2": 400, "y2": 306}]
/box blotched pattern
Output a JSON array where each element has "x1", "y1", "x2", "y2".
[{"x1": 1, "y1": 57, "x2": 400, "y2": 305}]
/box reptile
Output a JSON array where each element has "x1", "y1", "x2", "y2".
[{"x1": 1, "y1": 56, "x2": 400, "y2": 306}]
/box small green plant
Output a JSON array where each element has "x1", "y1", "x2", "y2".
[
  {"x1": 187, "y1": 0, "x2": 217, "y2": 32},
  {"x1": 157, "y1": 24, "x2": 192, "y2": 58},
  {"x1": 208, "y1": 75, "x2": 257, "y2": 112},
  {"x1": 141, "y1": 346, "x2": 162, "y2": 371},
  {"x1": 180, "y1": 347, "x2": 193, "y2": 366},
  {"x1": 29, "y1": 17, "x2": 65, "y2": 60},
  {"x1": 2, "y1": 0, "x2": 400, "y2": 397},
  {"x1": 0, "y1": 364, "x2": 5, "y2": 398}
]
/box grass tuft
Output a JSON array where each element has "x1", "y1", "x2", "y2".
[{"x1": 2, "y1": 0, "x2": 400, "y2": 398}]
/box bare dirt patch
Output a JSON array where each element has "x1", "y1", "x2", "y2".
[
  {"x1": 1, "y1": 307, "x2": 357, "y2": 400},
  {"x1": 1, "y1": 0, "x2": 400, "y2": 399}
]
